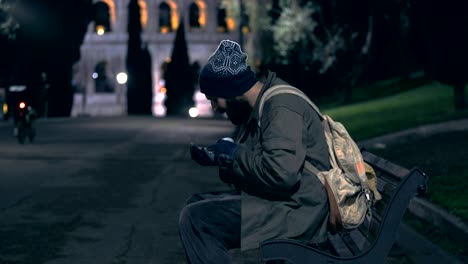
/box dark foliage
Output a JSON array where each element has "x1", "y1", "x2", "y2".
[
  {"x1": 0, "y1": 0, "x2": 92, "y2": 117},
  {"x1": 261, "y1": 0, "x2": 375, "y2": 103},
  {"x1": 410, "y1": 0, "x2": 467, "y2": 110},
  {"x1": 262, "y1": 0, "x2": 466, "y2": 110}
]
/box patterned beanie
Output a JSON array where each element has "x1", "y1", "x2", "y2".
[{"x1": 199, "y1": 40, "x2": 257, "y2": 98}]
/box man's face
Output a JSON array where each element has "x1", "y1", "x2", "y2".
[{"x1": 207, "y1": 96, "x2": 252, "y2": 126}]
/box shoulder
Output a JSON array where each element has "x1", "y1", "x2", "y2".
[
  {"x1": 264, "y1": 93, "x2": 307, "y2": 114},
  {"x1": 261, "y1": 85, "x2": 312, "y2": 116},
  {"x1": 260, "y1": 88, "x2": 322, "y2": 126},
  {"x1": 259, "y1": 94, "x2": 314, "y2": 129}
]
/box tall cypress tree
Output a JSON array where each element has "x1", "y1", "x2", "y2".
[
  {"x1": 164, "y1": 19, "x2": 195, "y2": 116},
  {"x1": 126, "y1": 0, "x2": 152, "y2": 115},
  {"x1": 126, "y1": 0, "x2": 140, "y2": 114}
]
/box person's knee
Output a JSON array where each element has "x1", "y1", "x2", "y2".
[
  {"x1": 179, "y1": 204, "x2": 190, "y2": 229},
  {"x1": 179, "y1": 202, "x2": 200, "y2": 232},
  {"x1": 184, "y1": 193, "x2": 204, "y2": 205}
]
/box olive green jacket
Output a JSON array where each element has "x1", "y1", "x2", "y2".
[{"x1": 231, "y1": 71, "x2": 331, "y2": 251}]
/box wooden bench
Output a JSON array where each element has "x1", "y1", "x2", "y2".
[{"x1": 260, "y1": 149, "x2": 428, "y2": 263}]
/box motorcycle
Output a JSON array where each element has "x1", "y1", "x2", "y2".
[{"x1": 15, "y1": 101, "x2": 36, "y2": 144}]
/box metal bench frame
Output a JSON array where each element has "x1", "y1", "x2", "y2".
[{"x1": 260, "y1": 149, "x2": 428, "y2": 264}]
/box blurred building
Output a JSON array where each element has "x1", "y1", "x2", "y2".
[{"x1": 72, "y1": 0, "x2": 251, "y2": 117}]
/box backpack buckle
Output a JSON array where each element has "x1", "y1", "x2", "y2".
[{"x1": 363, "y1": 189, "x2": 373, "y2": 208}]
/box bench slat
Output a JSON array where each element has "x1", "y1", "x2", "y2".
[
  {"x1": 348, "y1": 228, "x2": 372, "y2": 252},
  {"x1": 376, "y1": 170, "x2": 400, "y2": 186},
  {"x1": 362, "y1": 150, "x2": 410, "y2": 179},
  {"x1": 373, "y1": 198, "x2": 390, "y2": 218},
  {"x1": 327, "y1": 233, "x2": 354, "y2": 257},
  {"x1": 357, "y1": 214, "x2": 381, "y2": 243},
  {"x1": 340, "y1": 232, "x2": 363, "y2": 255}
]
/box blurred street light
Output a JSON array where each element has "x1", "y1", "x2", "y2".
[
  {"x1": 116, "y1": 72, "x2": 128, "y2": 84},
  {"x1": 96, "y1": 25, "x2": 105, "y2": 35},
  {"x1": 116, "y1": 72, "x2": 128, "y2": 111},
  {"x1": 189, "y1": 107, "x2": 199, "y2": 118}
]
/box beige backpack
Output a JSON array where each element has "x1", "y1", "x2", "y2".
[{"x1": 258, "y1": 85, "x2": 382, "y2": 232}]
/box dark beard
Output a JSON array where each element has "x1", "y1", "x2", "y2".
[{"x1": 226, "y1": 99, "x2": 252, "y2": 126}]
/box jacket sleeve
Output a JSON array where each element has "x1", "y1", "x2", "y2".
[{"x1": 232, "y1": 98, "x2": 307, "y2": 198}]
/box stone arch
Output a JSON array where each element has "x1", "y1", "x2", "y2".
[
  {"x1": 94, "y1": 1, "x2": 112, "y2": 33},
  {"x1": 93, "y1": 0, "x2": 116, "y2": 31},
  {"x1": 158, "y1": 0, "x2": 179, "y2": 33},
  {"x1": 188, "y1": 2, "x2": 200, "y2": 28},
  {"x1": 216, "y1": 2, "x2": 235, "y2": 33},
  {"x1": 188, "y1": 1, "x2": 206, "y2": 29},
  {"x1": 93, "y1": 61, "x2": 114, "y2": 93},
  {"x1": 159, "y1": 2, "x2": 172, "y2": 33}
]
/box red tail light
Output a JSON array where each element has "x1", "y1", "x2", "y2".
[{"x1": 19, "y1": 102, "x2": 26, "y2": 109}]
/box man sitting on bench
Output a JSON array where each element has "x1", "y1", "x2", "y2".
[{"x1": 178, "y1": 39, "x2": 331, "y2": 264}]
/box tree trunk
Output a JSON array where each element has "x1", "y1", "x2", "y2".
[
  {"x1": 342, "y1": 16, "x2": 373, "y2": 105},
  {"x1": 342, "y1": 84, "x2": 353, "y2": 104},
  {"x1": 454, "y1": 82, "x2": 467, "y2": 111}
]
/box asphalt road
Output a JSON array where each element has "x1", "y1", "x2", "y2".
[{"x1": 0, "y1": 116, "x2": 236, "y2": 264}]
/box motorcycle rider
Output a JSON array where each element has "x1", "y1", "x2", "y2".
[{"x1": 7, "y1": 84, "x2": 33, "y2": 136}]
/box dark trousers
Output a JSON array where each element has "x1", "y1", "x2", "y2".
[{"x1": 178, "y1": 190, "x2": 241, "y2": 264}]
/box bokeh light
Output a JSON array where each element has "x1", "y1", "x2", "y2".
[
  {"x1": 189, "y1": 107, "x2": 199, "y2": 118},
  {"x1": 116, "y1": 72, "x2": 128, "y2": 84}
]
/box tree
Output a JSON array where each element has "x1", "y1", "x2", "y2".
[
  {"x1": 411, "y1": 0, "x2": 467, "y2": 110},
  {"x1": 164, "y1": 19, "x2": 195, "y2": 116},
  {"x1": 0, "y1": 0, "x2": 19, "y2": 40},
  {"x1": 1, "y1": 0, "x2": 92, "y2": 117},
  {"x1": 44, "y1": 0, "x2": 92, "y2": 117},
  {"x1": 0, "y1": 0, "x2": 17, "y2": 93},
  {"x1": 126, "y1": 0, "x2": 153, "y2": 115},
  {"x1": 256, "y1": 0, "x2": 373, "y2": 102}
]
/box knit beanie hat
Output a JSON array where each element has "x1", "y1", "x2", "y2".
[{"x1": 199, "y1": 40, "x2": 257, "y2": 98}]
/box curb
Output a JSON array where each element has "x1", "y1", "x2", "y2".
[
  {"x1": 359, "y1": 118, "x2": 468, "y2": 254},
  {"x1": 408, "y1": 197, "x2": 468, "y2": 249}
]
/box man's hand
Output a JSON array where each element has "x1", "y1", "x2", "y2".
[
  {"x1": 210, "y1": 138, "x2": 240, "y2": 166},
  {"x1": 190, "y1": 144, "x2": 217, "y2": 166},
  {"x1": 190, "y1": 138, "x2": 239, "y2": 167}
]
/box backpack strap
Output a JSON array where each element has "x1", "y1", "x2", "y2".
[{"x1": 258, "y1": 85, "x2": 323, "y2": 127}]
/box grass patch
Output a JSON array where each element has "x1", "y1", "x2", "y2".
[
  {"x1": 350, "y1": 73, "x2": 431, "y2": 103},
  {"x1": 403, "y1": 212, "x2": 468, "y2": 263},
  {"x1": 429, "y1": 167, "x2": 468, "y2": 220},
  {"x1": 322, "y1": 81, "x2": 468, "y2": 141},
  {"x1": 318, "y1": 73, "x2": 431, "y2": 108}
]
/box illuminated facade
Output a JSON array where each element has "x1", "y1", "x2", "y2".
[{"x1": 72, "y1": 0, "x2": 249, "y2": 117}]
